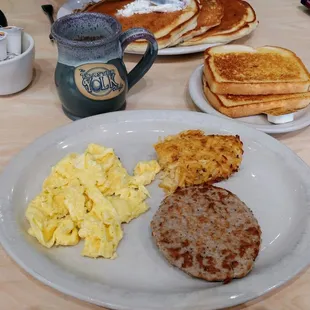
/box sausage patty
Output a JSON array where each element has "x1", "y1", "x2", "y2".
[{"x1": 151, "y1": 184, "x2": 261, "y2": 283}]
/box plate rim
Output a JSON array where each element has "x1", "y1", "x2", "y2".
[
  {"x1": 127, "y1": 42, "x2": 222, "y2": 56},
  {"x1": 189, "y1": 64, "x2": 310, "y2": 134},
  {"x1": 1, "y1": 110, "x2": 310, "y2": 310}
]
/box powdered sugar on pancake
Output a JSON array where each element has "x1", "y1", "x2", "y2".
[{"x1": 116, "y1": 0, "x2": 188, "y2": 17}]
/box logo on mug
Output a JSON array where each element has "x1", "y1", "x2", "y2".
[{"x1": 74, "y1": 63, "x2": 125, "y2": 100}]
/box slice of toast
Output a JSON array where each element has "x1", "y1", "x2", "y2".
[
  {"x1": 202, "y1": 74, "x2": 310, "y2": 118},
  {"x1": 204, "y1": 45, "x2": 310, "y2": 95}
]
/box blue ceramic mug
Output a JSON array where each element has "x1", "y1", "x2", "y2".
[{"x1": 51, "y1": 13, "x2": 158, "y2": 120}]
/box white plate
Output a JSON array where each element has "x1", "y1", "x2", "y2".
[
  {"x1": 1, "y1": 110, "x2": 310, "y2": 310},
  {"x1": 189, "y1": 65, "x2": 310, "y2": 134},
  {"x1": 125, "y1": 42, "x2": 224, "y2": 56},
  {"x1": 56, "y1": 0, "x2": 224, "y2": 56},
  {"x1": 56, "y1": 0, "x2": 99, "y2": 20}
]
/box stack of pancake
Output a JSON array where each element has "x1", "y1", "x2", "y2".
[
  {"x1": 78, "y1": 0, "x2": 258, "y2": 51},
  {"x1": 180, "y1": 0, "x2": 258, "y2": 46}
]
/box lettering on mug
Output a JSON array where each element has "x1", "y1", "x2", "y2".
[{"x1": 74, "y1": 64, "x2": 125, "y2": 100}]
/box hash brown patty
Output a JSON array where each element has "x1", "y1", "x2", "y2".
[{"x1": 153, "y1": 130, "x2": 244, "y2": 194}]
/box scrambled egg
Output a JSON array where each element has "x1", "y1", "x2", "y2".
[{"x1": 25, "y1": 144, "x2": 160, "y2": 259}]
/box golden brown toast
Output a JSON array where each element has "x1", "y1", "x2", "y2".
[
  {"x1": 202, "y1": 74, "x2": 310, "y2": 118},
  {"x1": 81, "y1": 0, "x2": 199, "y2": 51},
  {"x1": 176, "y1": 0, "x2": 224, "y2": 45},
  {"x1": 204, "y1": 45, "x2": 310, "y2": 95},
  {"x1": 180, "y1": 0, "x2": 257, "y2": 46}
]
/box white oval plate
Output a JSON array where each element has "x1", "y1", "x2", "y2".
[
  {"x1": 56, "y1": 0, "x2": 223, "y2": 56},
  {"x1": 189, "y1": 65, "x2": 310, "y2": 134},
  {"x1": 1, "y1": 110, "x2": 310, "y2": 310},
  {"x1": 56, "y1": 0, "x2": 99, "y2": 19}
]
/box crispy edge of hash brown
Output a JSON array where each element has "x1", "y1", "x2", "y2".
[{"x1": 153, "y1": 130, "x2": 244, "y2": 194}]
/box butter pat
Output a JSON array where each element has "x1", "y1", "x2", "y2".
[{"x1": 267, "y1": 113, "x2": 294, "y2": 124}]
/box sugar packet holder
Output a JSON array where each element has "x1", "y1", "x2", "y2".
[
  {"x1": 0, "y1": 31, "x2": 7, "y2": 61},
  {"x1": 0, "y1": 26, "x2": 23, "y2": 55}
]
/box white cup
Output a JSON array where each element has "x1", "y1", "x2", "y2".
[
  {"x1": 1, "y1": 26, "x2": 23, "y2": 55},
  {"x1": 0, "y1": 32, "x2": 35, "y2": 95}
]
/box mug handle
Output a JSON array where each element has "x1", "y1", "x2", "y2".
[{"x1": 120, "y1": 28, "x2": 158, "y2": 90}]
